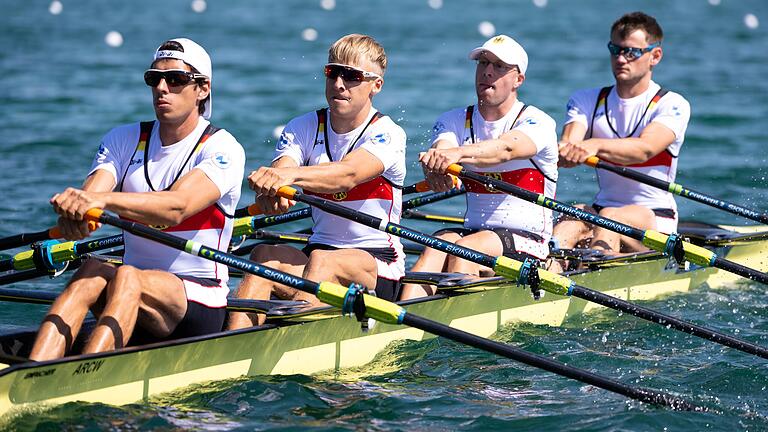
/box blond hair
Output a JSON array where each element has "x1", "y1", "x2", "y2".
[{"x1": 328, "y1": 34, "x2": 387, "y2": 76}]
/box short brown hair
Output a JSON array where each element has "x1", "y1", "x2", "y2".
[
  {"x1": 328, "y1": 34, "x2": 387, "y2": 76},
  {"x1": 611, "y1": 11, "x2": 664, "y2": 44}
]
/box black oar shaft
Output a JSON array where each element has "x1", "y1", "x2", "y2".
[
  {"x1": 0, "y1": 229, "x2": 51, "y2": 251},
  {"x1": 451, "y1": 166, "x2": 768, "y2": 285},
  {"x1": 285, "y1": 190, "x2": 768, "y2": 361},
  {"x1": 589, "y1": 158, "x2": 768, "y2": 224},
  {"x1": 403, "y1": 313, "x2": 697, "y2": 410},
  {"x1": 90, "y1": 209, "x2": 699, "y2": 410},
  {"x1": 571, "y1": 286, "x2": 768, "y2": 359}
]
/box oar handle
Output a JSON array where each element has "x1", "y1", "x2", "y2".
[
  {"x1": 402, "y1": 176, "x2": 460, "y2": 195},
  {"x1": 48, "y1": 220, "x2": 99, "y2": 239}
]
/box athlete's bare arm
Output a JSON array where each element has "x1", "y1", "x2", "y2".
[
  {"x1": 420, "y1": 130, "x2": 537, "y2": 173},
  {"x1": 559, "y1": 121, "x2": 676, "y2": 166},
  {"x1": 51, "y1": 168, "x2": 222, "y2": 229},
  {"x1": 249, "y1": 149, "x2": 385, "y2": 197}
]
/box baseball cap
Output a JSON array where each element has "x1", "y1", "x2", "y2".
[
  {"x1": 468, "y1": 35, "x2": 528, "y2": 75},
  {"x1": 153, "y1": 38, "x2": 213, "y2": 119}
]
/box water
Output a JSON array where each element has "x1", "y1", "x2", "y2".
[{"x1": 2, "y1": 0, "x2": 768, "y2": 429}]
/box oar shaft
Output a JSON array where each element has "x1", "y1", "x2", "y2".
[
  {"x1": 280, "y1": 187, "x2": 768, "y2": 361},
  {"x1": 0, "y1": 229, "x2": 51, "y2": 251},
  {"x1": 586, "y1": 157, "x2": 768, "y2": 224},
  {"x1": 570, "y1": 286, "x2": 768, "y2": 359},
  {"x1": 403, "y1": 313, "x2": 697, "y2": 410},
  {"x1": 448, "y1": 165, "x2": 768, "y2": 285},
  {"x1": 88, "y1": 208, "x2": 699, "y2": 410}
]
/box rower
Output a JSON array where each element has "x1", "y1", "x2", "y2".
[
  {"x1": 29, "y1": 38, "x2": 246, "y2": 361},
  {"x1": 227, "y1": 34, "x2": 406, "y2": 329},
  {"x1": 400, "y1": 34, "x2": 558, "y2": 300},
  {"x1": 553, "y1": 11, "x2": 691, "y2": 254}
]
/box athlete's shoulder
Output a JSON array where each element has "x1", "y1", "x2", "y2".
[{"x1": 101, "y1": 121, "x2": 145, "y2": 146}]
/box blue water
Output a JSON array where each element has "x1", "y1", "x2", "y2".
[{"x1": 2, "y1": 0, "x2": 768, "y2": 430}]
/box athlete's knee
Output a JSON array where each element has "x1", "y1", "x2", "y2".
[
  {"x1": 248, "y1": 244, "x2": 280, "y2": 262},
  {"x1": 109, "y1": 265, "x2": 142, "y2": 301},
  {"x1": 305, "y1": 250, "x2": 335, "y2": 277}
]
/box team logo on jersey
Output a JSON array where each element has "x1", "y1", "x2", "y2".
[
  {"x1": 566, "y1": 100, "x2": 575, "y2": 112},
  {"x1": 372, "y1": 133, "x2": 390, "y2": 145},
  {"x1": 432, "y1": 121, "x2": 446, "y2": 135},
  {"x1": 212, "y1": 152, "x2": 231, "y2": 169},
  {"x1": 483, "y1": 172, "x2": 502, "y2": 193},
  {"x1": 276, "y1": 133, "x2": 289, "y2": 151},
  {"x1": 332, "y1": 192, "x2": 348, "y2": 201},
  {"x1": 523, "y1": 118, "x2": 537, "y2": 126}
]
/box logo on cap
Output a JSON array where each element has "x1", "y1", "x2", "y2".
[{"x1": 492, "y1": 36, "x2": 506, "y2": 44}]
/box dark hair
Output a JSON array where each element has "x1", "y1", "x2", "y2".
[
  {"x1": 611, "y1": 12, "x2": 664, "y2": 44},
  {"x1": 154, "y1": 40, "x2": 209, "y2": 116}
]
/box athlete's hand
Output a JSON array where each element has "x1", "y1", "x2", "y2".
[
  {"x1": 248, "y1": 167, "x2": 295, "y2": 198},
  {"x1": 558, "y1": 140, "x2": 598, "y2": 167},
  {"x1": 50, "y1": 188, "x2": 106, "y2": 240},
  {"x1": 422, "y1": 167, "x2": 455, "y2": 193},
  {"x1": 420, "y1": 148, "x2": 462, "y2": 175},
  {"x1": 255, "y1": 194, "x2": 294, "y2": 216}
]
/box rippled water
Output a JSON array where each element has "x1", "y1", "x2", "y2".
[{"x1": 2, "y1": 0, "x2": 768, "y2": 430}]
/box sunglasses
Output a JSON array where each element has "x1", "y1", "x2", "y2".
[
  {"x1": 607, "y1": 42, "x2": 660, "y2": 60},
  {"x1": 144, "y1": 69, "x2": 208, "y2": 87},
  {"x1": 324, "y1": 63, "x2": 381, "y2": 82}
]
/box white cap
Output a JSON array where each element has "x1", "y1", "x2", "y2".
[
  {"x1": 153, "y1": 38, "x2": 213, "y2": 119},
  {"x1": 468, "y1": 35, "x2": 528, "y2": 75}
]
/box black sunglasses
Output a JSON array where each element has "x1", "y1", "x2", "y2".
[
  {"x1": 324, "y1": 63, "x2": 381, "y2": 82},
  {"x1": 144, "y1": 69, "x2": 208, "y2": 87}
]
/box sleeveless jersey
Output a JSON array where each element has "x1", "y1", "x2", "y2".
[
  {"x1": 273, "y1": 107, "x2": 407, "y2": 274},
  {"x1": 564, "y1": 81, "x2": 691, "y2": 212},
  {"x1": 431, "y1": 101, "x2": 558, "y2": 242},
  {"x1": 90, "y1": 119, "x2": 245, "y2": 307}
]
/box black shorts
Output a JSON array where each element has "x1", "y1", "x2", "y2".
[
  {"x1": 302, "y1": 243, "x2": 401, "y2": 302},
  {"x1": 434, "y1": 227, "x2": 543, "y2": 262},
  {"x1": 169, "y1": 275, "x2": 227, "y2": 338},
  {"x1": 591, "y1": 203, "x2": 676, "y2": 218}
]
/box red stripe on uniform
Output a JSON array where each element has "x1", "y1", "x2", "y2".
[
  {"x1": 464, "y1": 168, "x2": 545, "y2": 194},
  {"x1": 123, "y1": 205, "x2": 226, "y2": 232},
  {"x1": 305, "y1": 176, "x2": 394, "y2": 202},
  {"x1": 621, "y1": 150, "x2": 674, "y2": 168}
]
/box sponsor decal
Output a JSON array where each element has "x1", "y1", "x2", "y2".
[
  {"x1": 276, "y1": 133, "x2": 289, "y2": 151},
  {"x1": 97, "y1": 143, "x2": 108, "y2": 156},
  {"x1": 372, "y1": 133, "x2": 390, "y2": 145},
  {"x1": 523, "y1": 118, "x2": 537, "y2": 126},
  {"x1": 492, "y1": 36, "x2": 506, "y2": 44},
  {"x1": 212, "y1": 152, "x2": 231, "y2": 169},
  {"x1": 73, "y1": 359, "x2": 104, "y2": 375},
  {"x1": 332, "y1": 192, "x2": 348, "y2": 201},
  {"x1": 129, "y1": 157, "x2": 143, "y2": 166},
  {"x1": 432, "y1": 121, "x2": 446, "y2": 135},
  {"x1": 24, "y1": 368, "x2": 56, "y2": 379},
  {"x1": 566, "y1": 100, "x2": 575, "y2": 112}
]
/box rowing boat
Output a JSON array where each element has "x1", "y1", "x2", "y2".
[{"x1": 0, "y1": 221, "x2": 765, "y2": 415}]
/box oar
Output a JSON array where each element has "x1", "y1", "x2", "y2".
[
  {"x1": 445, "y1": 164, "x2": 768, "y2": 285},
  {"x1": 585, "y1": 156, "x2": 768, "y2": 224},
  {"x1": 0, "y1": 221, "x2": 99, "y2": 252},
  {"x1": 234, "y1": 178, "x2": 462, "y2": 218},
  {"x1": 403, "y1": 209, "x2": 465, "y2": 224},
  {"x1": 273, "y1": 186, "x2": 768, "y2": 361},
  {"x1": 0, "y1": 235, "x2": 123, "y2": 273},
  {"x1": 0, "y1": 286, "x2": 308, "y2": 315},
  {"x1": 232, "y1": 187, "x2": 466, "y2": 238},
  {"x1": 84, "y1": 208, "x2": 701, "y2": 411}
]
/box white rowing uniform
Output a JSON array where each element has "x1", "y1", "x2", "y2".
[
  {"x1": 564, "y1": 81, "x2": 691, "y2": 233},
  {"x1": 90, "y1": 118, "x2": 245, "y2": 307},
  {"x1": 431, "y1": 101, "x2": 558, "y2": 259},
  {"x1": 273, "y1": 107, "x2": 407, "y2": 281}
]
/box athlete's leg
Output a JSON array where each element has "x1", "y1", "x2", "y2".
[
  {"x1": 400, "y1": 231, "x2": 462, "y2": 300},
  {"x1": 227, "y1": 244, "x2": 308, "y2": 329},
  {"x1": 592, "y1": 205, "x2": 656, "y2": 252},
  {"x1": 552, "y1": 204, "x2": 597, "y2": 249},
  {"x1": 445, "y1": 230, "x2": 505, "y2": 277},
  {"x1": 82, "y1": 265, "x2": 188, "y2": 354},
  {"x1": 302, "y1": 248, "x2": 378, "y2": 302},
  {"x1": 29, "y1": 258, "x2": 116, "y2": 361}
]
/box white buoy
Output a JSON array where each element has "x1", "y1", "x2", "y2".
[
  {"x1": 744, "y1": 14, "x2": 759, "y2": 29},
  {"x1": 48, "y1": 0, "x2": 63, "y2": 15},
  {"x1": 478, "y1": 21, "x2": 495, "y2": 38},
  {"x1": 302, "y1": 28, "x2": 318, "y2": 42},
  {"x1": 273, "y1": 124, "x2": 285, "y2": 139},
  {"x1": 105, "y1": 31, "x2": 124, "y2": 48},
  {"x1": 320, "y1": 0, "x2": 335, "y2": 10},
  {"x1": 533, "y1": 0, "x2": 547, "y2": 8},
  {"x1": 708, "y1": 0, "x2": 721, "y2": 5},
  {"x1": 427, "y1": 0, "x2": 443, "y2": 10},
  {"x1": 191, "y1": 0, "x2": 207, "y2": 13}
]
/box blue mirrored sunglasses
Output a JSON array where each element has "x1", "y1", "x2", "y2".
[{"x1": 607, "y1": 42, "x2": 660, "y2": 60}]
